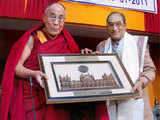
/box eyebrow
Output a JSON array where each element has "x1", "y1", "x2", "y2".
[
  {"x1": 108, "y1": 21, "x2": 122, "y2": 23},
  {"x1": 49, "y1": 13, "x2": 55, "y2": 16},
  {"x1": 49, "y1": 12, "x2": 64, "y2": 17}
]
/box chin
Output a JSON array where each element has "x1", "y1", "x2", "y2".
[
  {"x1": 112, "y1": 36, "x2": 121, "y2": 41},
  {"x1": 50, "y1": 31, "x2": 60, "y2": 36}
]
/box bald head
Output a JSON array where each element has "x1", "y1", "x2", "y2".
[{"x1": 107, "y1": 12, "x2": 126, "y2": 25}]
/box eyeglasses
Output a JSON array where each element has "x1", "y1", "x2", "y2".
[
  {"x1": 107, "y1": 22, "x2": 124, "y2": 28},
  {"x1": 47, "y1": 16, "x2": 65, "y2": 23}
]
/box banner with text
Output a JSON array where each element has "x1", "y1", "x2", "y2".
[{"x1": 64, "y1": 0, "x2": 157, "y2": 13}]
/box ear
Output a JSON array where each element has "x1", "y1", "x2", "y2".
[
  {"x1": 124, "y1": 24, "x2": 127, "y2": 30},
  {"x1": 42, "y1": 16, "x2": 46, "y2": 24},
  {"x1": 106, "y1": 26, "x2": 109, "y2": 32}
]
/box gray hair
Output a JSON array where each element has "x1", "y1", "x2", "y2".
[
  {"x1": 106, "y1": 12, "x2": 126, "y2": 24},
  {"x1": 44, "y1": 3, "x2": 66, "y2": 14}
]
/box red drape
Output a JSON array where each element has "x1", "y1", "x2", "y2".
[
  {"x1": 145, "y1": 0, "x2": 160, "y2": 33},
  {"x1": 0, "y1": 0, "x2": 59, "y2": 20}
]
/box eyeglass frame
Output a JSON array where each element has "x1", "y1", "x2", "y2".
[
  {"x1": 46, "y1": 15, "x2": 65, "y2": 23},
  {"x1": 107, "y1": 21, "x2": 125, "y2": 28}
]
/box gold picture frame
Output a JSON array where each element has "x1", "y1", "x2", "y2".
[{"x1": 38, "y1": 54, "x2": 138, "y2": 104}]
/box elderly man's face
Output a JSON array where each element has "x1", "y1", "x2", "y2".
[
  {"x1": 107, "y1": 14, "x2": 126, "y2": 41},
  {"x1": 43, "y1": 4, "x2": 65, "y2": 36}
]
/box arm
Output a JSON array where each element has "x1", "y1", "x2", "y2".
[
  {"x1": 139, "y1": 45, "x2": 156, "y2": 88},
  {"x1": 96, "y1": 40, "x2": 106, "y2": 53},
  {"x1": 133, "y1": 45, "x2": 156, "y2": 97},
  {"x1": 15, "y1": 36, "x2": 47, "y2": 87}
]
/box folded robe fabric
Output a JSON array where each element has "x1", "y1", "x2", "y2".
[{"x1": 0, "y1": 23, "x2": 80, "y2": 120}]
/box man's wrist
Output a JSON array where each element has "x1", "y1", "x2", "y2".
[{"x1": 138, "y1": 77, "x2": 148, "y2": 89}]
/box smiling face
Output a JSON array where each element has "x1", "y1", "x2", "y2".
[
  {"x1": 106, "y1": 13, "x2": 126, "y2": 42},
  {"x1": 43, "y1": 4, "x2": 66, "y2": 37}
]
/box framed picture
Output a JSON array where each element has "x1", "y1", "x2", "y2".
[{"x1": 38, "y1": 54, "x2": 138, "y2": 104}]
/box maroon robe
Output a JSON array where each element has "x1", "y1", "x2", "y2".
[
  {"x1": 22, "y1": 31, "x2": 74, "y2": 120},
  {"x1": 1, "y1": 24, "x2": 109, "y2": 120}
]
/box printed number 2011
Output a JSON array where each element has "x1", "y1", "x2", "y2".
[{"x1": 120, "y1": 0, "x2": 147, "y2": 6}]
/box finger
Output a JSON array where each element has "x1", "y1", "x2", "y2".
[
  {"x1": 135, "y1": 90, "x2": 142, "y2": 99},
  {"x1": 40, "y1": 72, "x2": 48, "y2": 80},
  {"x1": 133, "y1": 85, "x2": 143, "y2": 99},
  {"x1": 139, "y1": 87, "x2": 143, "y2": 98},
  {"x1": 81, "y1": 49, "x2": 85, "y2": 54},
  {"x1": 42, "y1": 74, "x2": 48, "y2": 80},
  {"x1": 134, "y1": 89, "x2": 141, "y2": 99},
  {"x1": 132, "y1": 85, "x2": 139, "y2": 99},
  {"x1": 86, "y1": 48, "x2": 93, "y2": 54},
  {"x1": 95, "y1": 51, "x2": 100, "y2": 54},
  {"x1": 132, "y1": 85, "x2": 137, "y2": 92},
  {"x1": 83, "y1": 48, "x2": 92, "y2": 54},
  {"x1": 37, "y1": 76, "x2": 44, "y2": 88},
  {"x1": 135, "y1": 95, "x2": 141, "y2": 99},
  {"x1": 132, "y1": 81, "x2": 140, "y2": 91}
]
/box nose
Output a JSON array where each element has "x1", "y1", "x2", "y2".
[
  {"x1": 112, "y1": 24, "x2": 118, "y2": 30},
  {"x1": 53, "y1": 18, "x2": 59, "y2": 25}
]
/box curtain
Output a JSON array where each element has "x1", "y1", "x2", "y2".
[
  {"x1": 145, "y1": 0, "x2": 160, "y2": 33},
  {"x1": 0, "y1": 0, "x2": 59, "y2": 20}
]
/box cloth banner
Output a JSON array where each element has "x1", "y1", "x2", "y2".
[{"x1": 64, "y1": 0, "x2": 157, "y2": 13}]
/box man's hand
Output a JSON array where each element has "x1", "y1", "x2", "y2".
[
  {"x1": 81, "y1": 48, "x2": 93, "y2": 54},
  {"x1": 133, "y1": 81, "x2": 144, "y2": 99},
  {"x1": 32, "y1": 71, "x2": 48, "y2": 88},
  {"x1": 81, "y1": 48, "x2": 100, "y2": 54}
]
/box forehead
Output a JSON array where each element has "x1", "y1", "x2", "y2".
[
  {"x1": 108, "y1": 14, "x2": 123, "y2": 23},
  {"x1": 46, "y1": 4, "x2": 65, "y2": 16}
]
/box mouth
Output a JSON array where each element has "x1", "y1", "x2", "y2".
[
  {"x1": 52, "y1": 27, "x2": 59, "y2": 30},
  {"x1": 112, "y1": 32, "x2": 119, "y2": 36},
  {"x1": 51, "y1": 28, "x2": 60, "y2": 32},
  {"x1": 112, "y1": 33, "x2": 119, "y2": 36}
]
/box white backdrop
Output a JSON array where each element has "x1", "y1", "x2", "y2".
[{"x1": 64, "y1": 0, "x2": 157, "y2": 13}]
